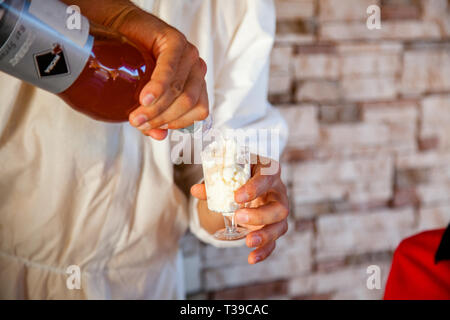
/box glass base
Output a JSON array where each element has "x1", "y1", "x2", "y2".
[{"x1": 214, "y1": 227, "x2": 249, "y2": 241}]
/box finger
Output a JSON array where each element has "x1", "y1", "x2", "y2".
[
  {"x1": 130, "y1": 46, "x2": 201, "y2": 129},
  {"x1": 148, "y1": 65, "x2": 206, "y2": 129},
  {"x1": 235, "y1": 198, "x2": 289, "y2": 225},
  {"x1": 190, "y1": 183, "x2": 207, "y2": 200},
  {"x1": 245, "y1": 220, "x2": 288, "y2": 248},
  {"x1": 235, "y1": 162, "x2": 280, "y2": 203},
  {"x1": 138, "y1": 31, "x2": 187, "y2": 106},
  {"x1": 165, "y1": 85, "x2": 209, "y2": 129},
  {"x1": 248, "y1": 241, "x2": 276, "y2": 264},
  {"x1": 272, "y1": 179, "x2": 290, "y2": 208},
  {"x1": 137, "y1": 43, "x2": 200, "y2": 122},
  {"x1": 139, "y1": 128, "x2": 168, "y2": 140}
]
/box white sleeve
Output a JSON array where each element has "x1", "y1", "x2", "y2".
[
  {"x1": 211, "y1": 0, "x2": 288, "y2": 159},
  {"x1": 188, "y1": 0, "x2": 288, "y2": 247}
]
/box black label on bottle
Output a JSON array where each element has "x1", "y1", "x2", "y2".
[{"x1": 35, "y1": 43, "x2": 70, "y2": 77}]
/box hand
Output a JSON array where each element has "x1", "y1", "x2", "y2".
[
  {"x1": 191, "y1": 157, "x2": 289, "y2": 264},
  {"x1": 108, "y1": 5, "x2": 209, "y2": 140}
]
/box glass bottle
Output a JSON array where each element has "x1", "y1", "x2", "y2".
[{"x1": 0, "y1": 0, "x2": 201, "y2": 132}]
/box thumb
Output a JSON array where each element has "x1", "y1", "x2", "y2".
[{"x1": 190, "y1": 183, "x2": 207, "y2": 200}]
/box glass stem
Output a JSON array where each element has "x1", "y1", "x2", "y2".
[{"x1": 223, "y1": 214, "x2": 236, "y2": 234}]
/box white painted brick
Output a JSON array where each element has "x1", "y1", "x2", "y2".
[
  {"x1": 294, "y1": 54, "x2": 340, "y2": 79},
  {"x1": 292, "y1": 183, "x2": 347, "y2": 204},
  {"x1": 402, "y1": 51, "x2": 450, "y2": 95},
  {"x1": 422, "y1": 0, "x2": 450, "y2": 36},
  {"x1": 319, "y1": 0, "x2": 380, "y2": 22},
  {"x1": 316, "y1": 208, "x2": 416, "y2": 260},
  {"x1": 420, "y1": 94, "x2": 450, "y2": 149},
  {"x1": 421, "y1": 95, "x2": 450, "y2": 128},
  {"x1": 296, "y1": 81, "x2": 340, "y2": 102},
  {"x1": 337, "y1": 42, "x2": 403, "y2": 54},
  {"x1": 330, "y1": 286, "x2": 384, "y2": 300},
  {"x1": 377, "y1": 21, "x2": 441, "y2": 40},
  {"x1": 275, "y1": 0, "x2": 315, "y2": 20},
  {"x1": 418, "y1": 204, "x2": 450, "y2": 232},
  {"x1": 292, "y1": 156, "x2": 393, "y2": 205},
  {"x1": 362, "y1": 101, "x2": 418, "y2": 123},
  {"x1": 319, "y1": 104, "x2": 360, "y2": 123},
  {"x1": 341, "y1": 76, "x2": 397, "y2": 101},
  {"x1": 183, "y1": 0, "x2": 450, "y2": 300},
  {"x1": 270, "y1": 46, "x2": 293, "y2": 75},
  {"x1": 345, "y1": 181, "x2": 393, "y2": 204},
  {"x1": 278, "y1": 105, "x2": 319, "y2": 148},
  {"x1": 269, "y1": 73, "x2": 292, "y2": 94},
  {"x1": 422, "y1": 0, "x2": 448, "y2": 19},
  {"x1": 320, "y1": 123, "x2": 391, "y2": 147},
  {"x1": 202, "y1": 226, "x2": 297, "y2": 268},
  {"x1": 293, "y1": 202, "x2": 329, "y2": 220},
  {"x1": 269, "y1": 46, "x2": 293, "y2": 95},
  {"x1": 275, "y1": 34, "x2": 315, "y2": 46},
  {"x1": 203, "y1": 231, "x2": 312, "y2": 291},
  {"x1": 417, "y1": 182, "x2": 450, "y2": 205},
  {"x1": 361, "y1": 102, "x2": 418, "y2": 146},
  {"x1": 320, "y1": 121, "x2": 415, "y2": 155},
  {"x1": 279, "y1": 161, "x2": 293, "y2": 187},
  {"x1": 289, "y1": 262, "x2": 391, "y2": 298},
  {"x1": 202, "y1": 246, "x2": 251, "y2": 269},
  {"x1": 424, "y1": 126, "x2": 450, "y2": 151},
  {"x1": 340, "y1": 53, "x2": 401, "y2": 77},
  {"x1": 293, "y1": 180, "x2": 392, "y2": 205},
  {"x1": 292, "y1": 156, "x2": 393, "y2": 185},
  {"x1": 427, "y1": 165, "x2": 450, "y2": 183},
  {"x1": 314, "y1": 143, "x2": 415, "y2": 160},
  {"x1": 396, "y1": 151, "x2": 450, "y2": 170},
  {"x1": 320, "y1": 21, "x2": 441, "y2": 41}
]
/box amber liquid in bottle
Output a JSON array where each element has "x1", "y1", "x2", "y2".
[{"x1": 59, "y1": 25, "x2": 155, "y2": 122}]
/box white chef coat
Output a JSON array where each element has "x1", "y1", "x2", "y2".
[{"x1": 0, "y1": 0, "x2": 287, "y2": 299}]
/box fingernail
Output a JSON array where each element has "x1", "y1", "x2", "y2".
[
  {"x1": 253, "y1": 255, "x2": 262, "y2": 264},
  {"x1": 236, "y1": 211, "x2": 249, "y2": 224},
  {"x1": 138, "y1": 122, "x2": 151, "y2": 131},
  {"x1": 250, "y1": 235, "x2": 262, "y2": 247},
  {"x1": 132, "y1": 114, "x2": 149, "y2": 127},
  {"x1": 142, "y1": 94, "x2": 155, "y2": 106},
  {"x1": 159, "y1": 124, "x2": 169, "y2": 130}
]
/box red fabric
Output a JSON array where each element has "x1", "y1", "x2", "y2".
[{"x1": 384, "y1": 229, "x2": 450, "y2": 300}]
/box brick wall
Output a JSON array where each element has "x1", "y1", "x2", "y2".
[{"x1": 182, "y1": 0, "x2": 450, "y2": 300}]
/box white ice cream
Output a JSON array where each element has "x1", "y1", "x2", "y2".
[{"x1": 201, "y1": 138, "x2": 251, "y2": 214}]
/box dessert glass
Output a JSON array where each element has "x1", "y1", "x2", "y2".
[{"x1": 201, "y1": 136, "x2": 251, "y2": 240}]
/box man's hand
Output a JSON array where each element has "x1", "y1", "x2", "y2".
[
  {"x1": 122, "y1": 10, "x2": 209, "y2": 140},
  {"x1": 64, "y1": 1, "x2": 209, "y2": 140},
  {"x1": 191, "y1": 157, "x2": 289, "y2": 264}
]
